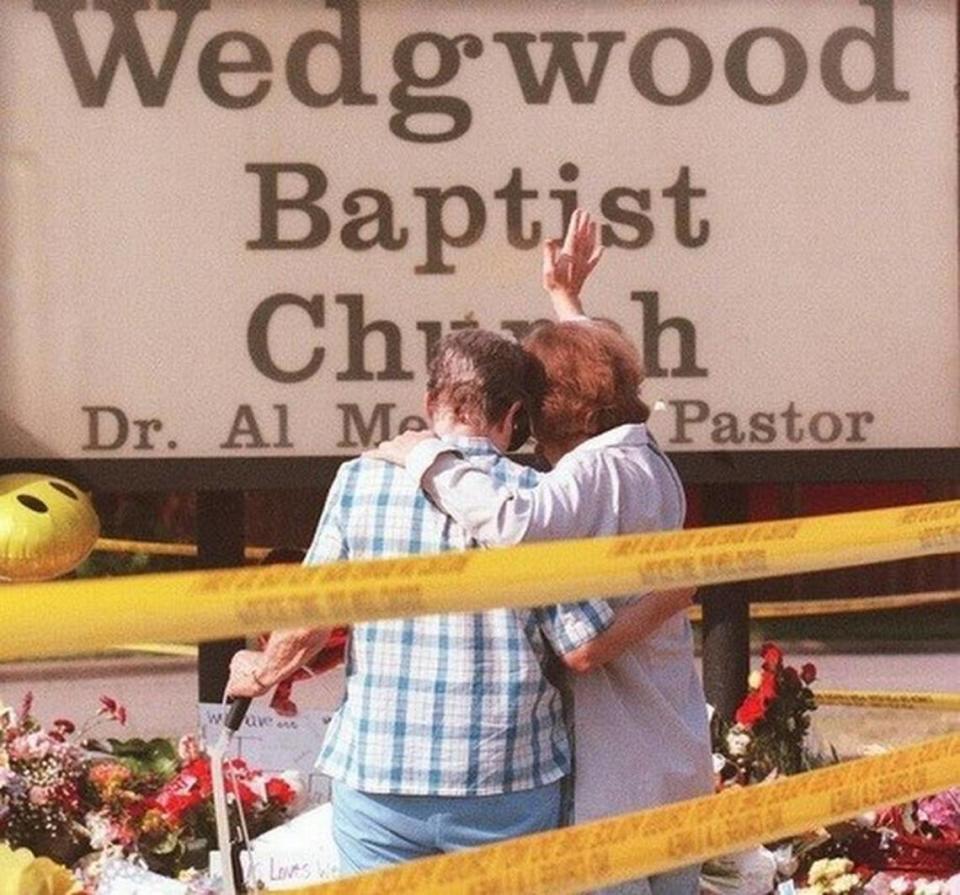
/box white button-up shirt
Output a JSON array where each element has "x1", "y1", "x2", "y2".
[{"x1": 407, "y1": 424, "x2": 714, "y2": 820}]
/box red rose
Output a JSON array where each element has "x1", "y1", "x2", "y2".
[
  {"x1": 235, "y1": 781, "x2": 258, "y2": 808},
  {"x1": 800, "y1": 662, "x2": 817, "y2": 684},
  {"x1": 735, "y1": 691, "x2": 767, "y2": 726},
  {"x1": 265, "y1": 778, "x2": 295, "y2": 807},
  {"x1": 760, "y1": 642, "x2": 783, "y2": 671},
  {"x1": 183, "y1": 757, "x2": 213, "y2": 788},
  {"x1": 758, "y1": 670, "x2": 778, "y2": 704}
]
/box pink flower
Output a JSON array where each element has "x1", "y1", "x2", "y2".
[
  {"x1": 97, "y1": 696, "x2": 128, "y2": 726},
  {"x1": 0, "y1": 768, "x2": 19, "y2": 794},
  {"x1": 918, "y1": 788, "x2": 960, "y2": 832},
  {"x1": 8, "y1": 732, "x2": 53, "y2": 761},
  {"x1": 28, "y1": 785, "x2": 49, "y2": 806}
]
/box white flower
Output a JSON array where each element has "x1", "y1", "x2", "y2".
[
  {"x1": 832, "y1": 872, "x2": 861, "y2": 893},
  {"x1": 808, "y1": 858, "x2": 855, "y2": 887},
  {"x1": 807, "y1": 858, "x2": 832, "y2": 884},
  {"x1": 726, "y1": 728, "x2": 752, "y2": 757},
  {"x1": 177, "y1": 734, "x2": 205, "y2": 763},
  {"x1": 915, "y1": 880, "x2": 945, "y2": 895},
  {"x1": 890, "y1": 877, "x2": 913, "y2": 895},
  {"x1": 826, "y1": 858, "x2": 854, "y2": 879},
  {"x1": 84, "y1": 810, "x2": 114, "y2": 850}
]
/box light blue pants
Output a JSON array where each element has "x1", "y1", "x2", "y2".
[{"x1": 332, "y1": 778, "x2": 563, "y2": 874}]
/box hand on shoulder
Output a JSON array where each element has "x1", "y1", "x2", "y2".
[{"x1": 364, "y1": 429, "x2": 435, "y2": 467}]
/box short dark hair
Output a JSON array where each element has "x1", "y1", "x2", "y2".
[{"x1": 426, "y1": 329, "x2": 546, "y2": 428}]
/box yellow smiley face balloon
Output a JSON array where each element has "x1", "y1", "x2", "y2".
[{"x1": 0, "y1": 474, "x2": 100, "y2": 582}]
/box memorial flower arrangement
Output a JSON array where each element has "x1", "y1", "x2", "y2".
[
  {"x1": 797, "y1": 788, "x2": 960, "y2": 895},
  {"x1": 0, "y1": 693, "x2": 304, "y2": 887},
  {"x1": 705, "y1": 644, "x2": 960, "y2": 895},
  {"x1": 81, "y1": 735, "x2": 301, "y2": 878},
  {"x1": 712, "y1": 641, "x2": 826, "y2": 786},
  {"x1": 0, "y1": 692, "x2": 97, "y2": 866}
]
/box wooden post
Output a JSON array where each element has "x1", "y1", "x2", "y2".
[
  {"x1": 196, "y1": 490, "x2": 246, "y2": 703},
  {"x1": 700, "y1": 483, "x2": 751, "y2": 721}
]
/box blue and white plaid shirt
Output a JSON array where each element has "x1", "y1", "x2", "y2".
[{"x1": 308, "y1": 436, "x2": 613, "y2": 796}]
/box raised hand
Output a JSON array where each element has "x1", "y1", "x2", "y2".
[{"x1": 542, "y1": 208, "x2": 605, "y2": 320}]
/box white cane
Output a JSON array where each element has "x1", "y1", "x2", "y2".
[{"x1": 211, "y1": 697, "x2": 254, "y2": 895}]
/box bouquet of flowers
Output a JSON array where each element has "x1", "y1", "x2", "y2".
[
  {"x1": 796, "y1": 788, "x2": 960, "y2": 894},
  {"x1": 703, "y1": 643, "x2": 835, "y2": 892},
  {"x1": 83, "y1": 734, "x2": 302, "y2": 877},
  {"x1": 0, "y1": 692, "x2": 105, "y2": 865},
  {"x1": 1, "y1": 693, "x2": 305, "y2": 884},
  {"x1": 704, "y1": 643, "x2": 960, "y2": 895},
  {"x1": 712, "y1": 642, "x2": 827, "y2": 786}
]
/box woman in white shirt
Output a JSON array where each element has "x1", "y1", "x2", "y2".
[{"x1": 372, "y1": 212, "x2": 713, "y2": 895}]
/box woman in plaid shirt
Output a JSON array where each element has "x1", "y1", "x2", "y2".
[{"x1": 226, "y1": 327, "x2": 622, "y2": 873}]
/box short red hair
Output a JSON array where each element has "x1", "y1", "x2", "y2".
[{"x1": 522, "y1": 321, "x2": 649, "y2": 455}]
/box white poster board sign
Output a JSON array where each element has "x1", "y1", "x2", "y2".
[
  {"x1": 1, "y1": 0, "x2": 957, "y2": 470},
  {"x1": 209, "y1": 804, "x2": 341, "y2": 890},
  {"x1": 199, "y1": 666, "x2": 344, "y2": 804}
]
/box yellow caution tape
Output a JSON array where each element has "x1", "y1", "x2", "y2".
[
  {"x1": 93, "y1": 537, "x2": 272, "y2": 561},
  {"x1": 2, "y1": 499, "x2": 958, "y2": 662},
  {"x1": 686, "y1": 588, "x2": 960, "y2": 621},
  {"x1": 816, "y1": 689, "x2": 960, "y2": 711},
  {"x1": 94, "y1": 535, "x2": 960, "y2": 620},
  {"x1": 92, "y1": 541, "x2": 960, "y2": 621},
  {"x1": 286, "y1": 731, "x2": 960, "y2": 895}
]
